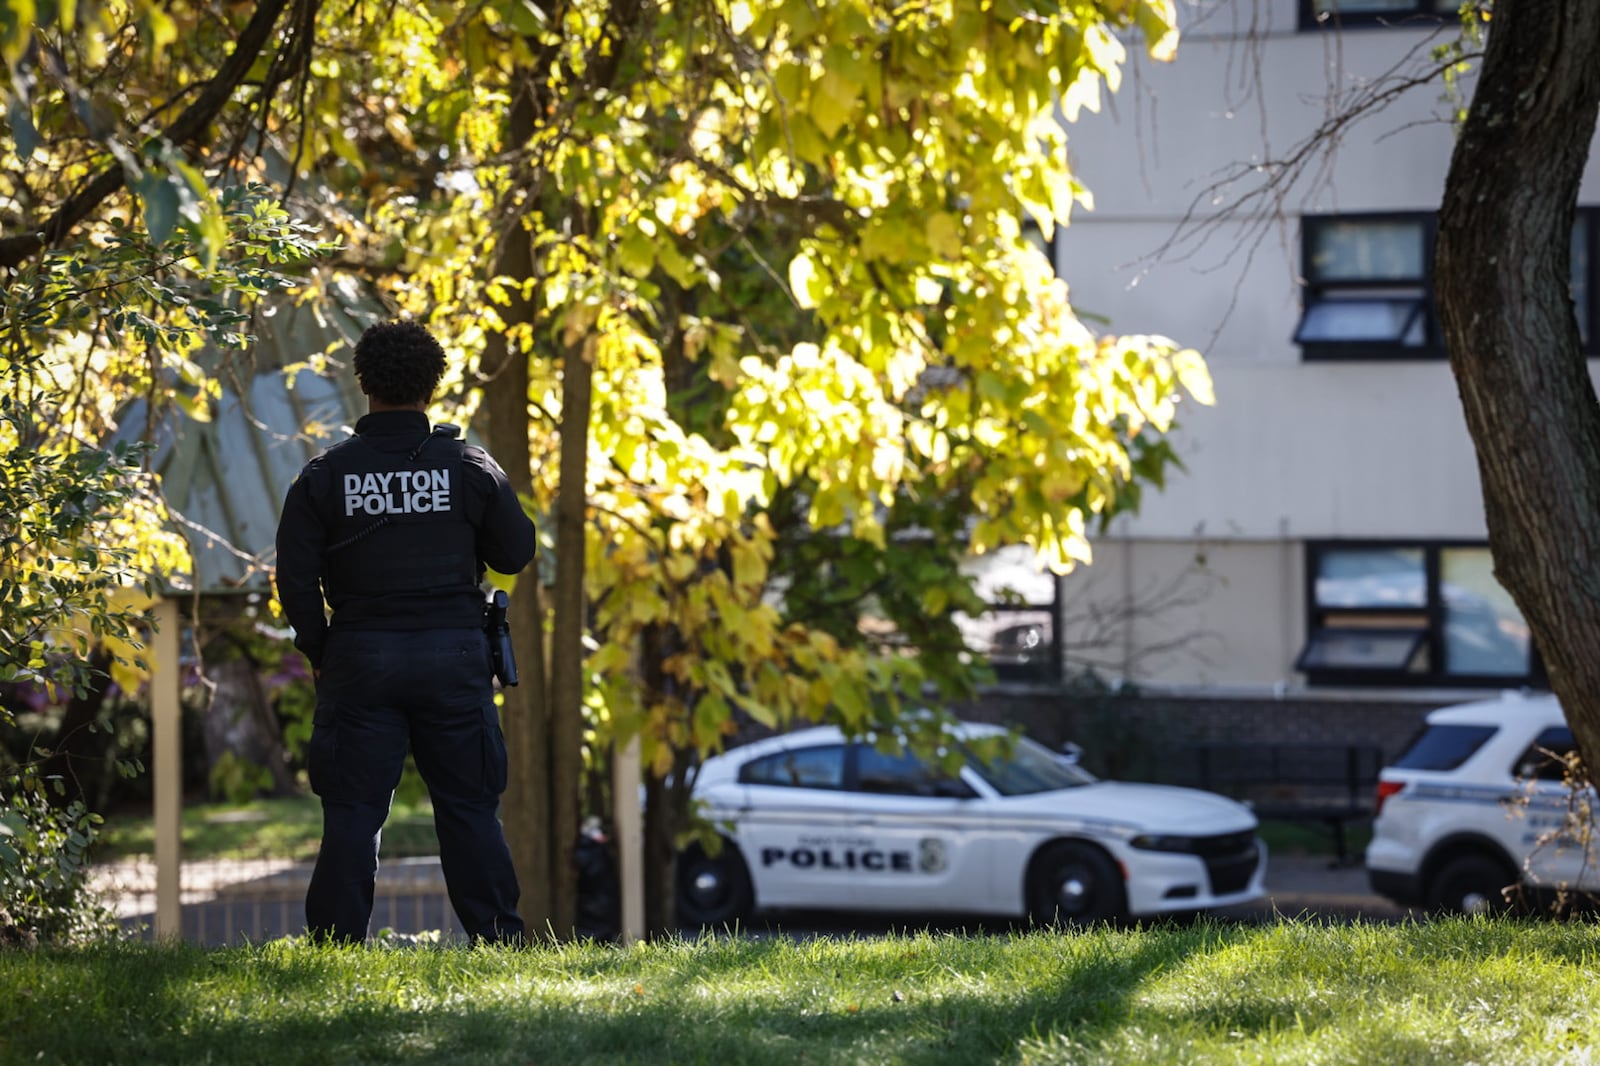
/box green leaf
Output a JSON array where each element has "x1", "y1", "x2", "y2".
[
  {"x1": 503, "y1": 0, "x2": 546, "y2": 36},
  {"x1": 7, "y1": 93, "x2": 35, "y2": 161},
  {"x1": 809, "y1": 69, "x2": 859, "y2": 140},
  {"x1": 925, "y1": 213, "x2": 962, "y2": 260},
  {"x1": 141, "y1": 177, "x2": 180, "y2": 246},
  {"x1": 617, "y1": 228, "x2": 656, "y2": 279}
]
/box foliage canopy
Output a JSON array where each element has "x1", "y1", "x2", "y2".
[{"x1": 0, "y1": 0, "x2": 1210, "y2": 927}]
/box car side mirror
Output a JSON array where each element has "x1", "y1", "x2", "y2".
[{"x1": 1058, "y1": 742, "x2": 1084, "y2": 766}]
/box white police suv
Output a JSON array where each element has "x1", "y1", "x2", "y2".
[
  {"x1": 675, "y1": 721, "x2": 1266, "y2": 927},
  {"x1": 1366, "y1": 691, "x2": 1589, "y2": 915}
]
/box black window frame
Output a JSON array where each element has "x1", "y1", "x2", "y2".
[
  {"x1": 1299, "y1": 540, "x2": 1546, "y2": 688},
  {"x1": 1298, "y1": 209, "x2": 1600, "y2": 361},
  {"x1": 1297, "y1": 212, "x2": 1440, "y2": 360},
  {"x1": 1297, "y1": 0, "x2": 1455, "y2": 31}
]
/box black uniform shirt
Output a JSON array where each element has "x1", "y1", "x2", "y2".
[{"x1": 274, "y1": 410, "x2": 537, "y2": 669}]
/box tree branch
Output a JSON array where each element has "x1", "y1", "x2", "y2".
[{"x1": 0, "y1": 0, "x2": 296, "y2": 271}]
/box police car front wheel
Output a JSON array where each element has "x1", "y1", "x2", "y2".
[
  {"x1": 676, "y1": 839, "x2": 753, "y2": 928},
  {"x1": 1027, "y1": 841, "x2": 1126, "y2": 927}
]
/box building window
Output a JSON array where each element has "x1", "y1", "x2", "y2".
[
  {"x1": 1299, "y1": 0, "x2": 1456, "y2": 30},
  {"x1": 1298, "y1": 210, "x2": 1598, "y2": 360},
  {"x1": 1297, "y1": 542, "x2": 1539, "y2": 686},
  {"x1": 1296, "y1": 214, "x2": 1438, "y2": 359}
]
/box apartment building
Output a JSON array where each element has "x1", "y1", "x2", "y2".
[{"x1": 967, "y1": 0, "x2": 1600, "y2": 712}]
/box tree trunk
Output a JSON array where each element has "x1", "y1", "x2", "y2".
[
  {"x1": 202, "y1": 657, "x2": 298, "y2": 798},
  {"x1": 1435, "y1": 0, "x2": 1600, "y2": 770},
  {"x1": 481, "y1": 66, "x2": 555, "y2": 931},
  {"x1": 639, "y1": 625, "x2": 677, "y2": 938},
  {"x1": 546, "y1": 324, "x2": 591, "y2": 938}
]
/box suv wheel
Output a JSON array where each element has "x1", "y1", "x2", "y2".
[{"x1": 1427, "y1": 854, "x2": 1516, "y2": 916}]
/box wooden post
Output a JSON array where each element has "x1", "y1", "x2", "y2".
[
  {"x1": 612, "y1": 734, "x2": 644, "y2": 944},
  {"x1": 152, "y1": 597, "x2": 182, "y2": 939}
]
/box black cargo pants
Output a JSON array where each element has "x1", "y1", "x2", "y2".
[{"x1": 305, "y1": 627, "x2": 525, "y2": 944}]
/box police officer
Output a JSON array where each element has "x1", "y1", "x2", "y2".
[{"x1": 274, "y1": 320, "x2": 537, "y2": 945}]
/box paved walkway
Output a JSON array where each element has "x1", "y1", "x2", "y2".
[
  {"x1": 92, "y1": 851, "x2": 1409, "y2": 946},
  {"x1": 1219, "y1": 854, "x2": 1417, "y2": 923},
  {"x1": 91, "y1": 856, "x2": 465, "y2": 944}
]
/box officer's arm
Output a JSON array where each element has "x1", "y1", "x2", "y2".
[
  {"x1": 469, "y1": 450, "x2": 537, "y2": 575},
  {"x1": 274, "y1": 469, "x2": 330, "y2": 668}
]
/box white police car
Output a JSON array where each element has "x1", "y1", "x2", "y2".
[
  {"x1": 675, "y1": 721, "x2": 1266, "y2": 927},
  {"x1": 1366, "y1": 691, "x2": 1590, "y2": 915}
]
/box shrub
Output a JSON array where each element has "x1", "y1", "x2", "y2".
[{"x1": 0, "y1": 772, "x2": 116, "y2": 947}]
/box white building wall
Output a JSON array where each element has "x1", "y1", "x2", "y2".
[{"x1": 1044, "y1": 2, "x2": 1600, "y2": 692}]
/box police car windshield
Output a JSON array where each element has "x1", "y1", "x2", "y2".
[{"x1": 964, "y1": 735, "x2": 1097, "y2": 796}]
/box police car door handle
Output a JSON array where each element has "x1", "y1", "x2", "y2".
[{"x1": 853, "y1": 816, "x2": 877, "y2": 826}]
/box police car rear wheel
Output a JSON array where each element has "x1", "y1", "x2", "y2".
[
  {"x1": 676, "y1": 840, "x2": 752, "y2": 928},
  {"x1": 1027, "y1": 841, "x2": 1125, "y2": 927},
  {"x1": 1427, "y1": 854, "x2": 1514, "y2": 916}
]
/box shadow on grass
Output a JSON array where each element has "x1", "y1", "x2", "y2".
[{"x1": 0, "y1": 925, "x2": 1268, "y2": 1066}]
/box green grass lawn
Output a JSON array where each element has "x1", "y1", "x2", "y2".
[
  {"x1": 3, "y1": 918, "x2": 1599, "y2": 1064},
  {"x1": 93, "y1": 794, "x2": 440, "y2": 863},
  {"x1": 1255, "y1": 818, "x2": 1373, "y2": 859}
]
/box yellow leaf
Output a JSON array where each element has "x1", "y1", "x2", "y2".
[
  {"x1": 664, "y1": 554, "x2": 696, "y2": 583},
  {"x1": 1134, "y1": 0, "x2": 1180, "y2": 62},
  {"x1": 730, "y1": 539, "x2": 766, "y2": 590},
  {"x1": 737, "y1": 694, "x2": 778, "y2": 729},
  {"x1": 1172, "y1": 348, "x2": 1214, "y2": 405},
  {"x1": 2, "y1": 0, "x2": 35, "y2": 67},
  {"x1": 789, "y1": 250, "x2": 823, "y2": 309},
  {"x1": 143, "y1": 6, "x2": 177, "y2": 55}
]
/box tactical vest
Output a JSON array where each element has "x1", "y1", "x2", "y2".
[{"x1": 317, "y1": 426, "x2": 479, "y2": 601}]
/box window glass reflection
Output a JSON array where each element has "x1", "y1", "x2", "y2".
[
  {"x1": 1295, "y1": 298, "x2": 1425, "y2": 344},
  {"x1": 1315, "y1": 548, "x2": 1426, "y2": 608},
  {"x1": 739, "y1": 745, "x2": 846, "y2": 789},
  {"x1": 1310, "y1": 219, "x2": 1425, "y2": 281},
  {"x1": 1441, "y1": 548, "x2": 1530, "y2": 676}
]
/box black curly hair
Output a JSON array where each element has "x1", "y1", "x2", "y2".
[{"x1": 352, "y1": 321, "x2": 448, "y2": 406}]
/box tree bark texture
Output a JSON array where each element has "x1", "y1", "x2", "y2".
[
  {"x1": 480, "y1": 67, "x2": 554, "y2": 930},
  {"x1": 638, "y1": 625, "x2": 678, "y2": 938},
  {"x1": 546, "y1": 325, "x2": 591, "y2": 939},
  {"x1": 1435, "y1": 0, "x2": 1600, "y2": 770},
  {"x1": 202, "y1": 657, "x2": 297, "y2": 798}
]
